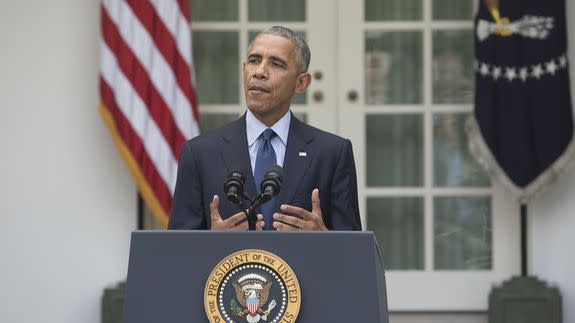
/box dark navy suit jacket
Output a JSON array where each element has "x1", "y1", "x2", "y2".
[{"x1": 168, "y1": 113, "x2": 362, "y2": 230}]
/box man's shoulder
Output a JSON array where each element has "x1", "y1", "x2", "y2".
[
  {"x1": 183, "y1": 116, "x2": 243, "y2": 148},
  {"x1": 294, "y1": 118, "x2": 350, "y2": 146}
]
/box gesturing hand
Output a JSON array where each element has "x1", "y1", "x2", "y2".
[
  {"x1": 209, "y1": 195, "x2": 264, "y2": 231},
  {"x1": 272, "y1": 189, "x2": 328, "y2": 231}
]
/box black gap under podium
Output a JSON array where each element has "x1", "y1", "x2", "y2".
[{"x1": 124, "y1": 231, "x2": 389, "y2": 322}]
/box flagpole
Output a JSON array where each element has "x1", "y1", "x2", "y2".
[
  {"x1": 137, "y1": 193, "x2": 144, "y2": 230},
  {"x1": 520, "y1": 204, "x2": 527, "y2": 276}
]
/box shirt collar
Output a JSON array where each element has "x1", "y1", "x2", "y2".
[{"x1": 246, "y1": 109, "x2": 291, "y2": 147}]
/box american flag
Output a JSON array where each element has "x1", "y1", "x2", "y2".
[{"x1": 99, "y1": 0, "x2": 199, "y2": 226}]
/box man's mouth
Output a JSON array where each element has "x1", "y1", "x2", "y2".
[{"x1": 248, "y1": 85, "x2": 270, "y2": 94}]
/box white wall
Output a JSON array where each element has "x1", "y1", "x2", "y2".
[
  {"x1": 0, "y1": 2, "x2": 135, "y2": 323},
  {"x1": 531, "y1": 0, "x2": 575, "y2": 322}
]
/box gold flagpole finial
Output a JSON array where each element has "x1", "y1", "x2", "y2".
[
  {"x1": 483, "y1": 0, "x2": 512, "y2": 36},
  {"x1": 484, "y1": 0, "x2": 502, "y2": 24}
]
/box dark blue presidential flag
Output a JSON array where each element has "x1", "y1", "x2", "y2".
[{"x1": 467, "y1": 0, "x2": 574, "y2": 202}]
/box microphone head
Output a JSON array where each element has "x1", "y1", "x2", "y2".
[
  {"x1": 224, "y1": 171, "x2": 245, "y2": 204},
  {"x1": 260, "y1": 165, "x2": 283, "y2": 197}
]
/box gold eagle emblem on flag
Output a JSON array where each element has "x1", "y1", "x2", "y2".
[{"x1": 477, "y1": 0, "x2": 554, "y2": 42}]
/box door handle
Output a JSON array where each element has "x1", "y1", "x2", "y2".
[{"x1": 347, "y1": 90, "x2": 358, "y2": 102}]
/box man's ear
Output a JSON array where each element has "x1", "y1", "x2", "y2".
[{"x1": 294, "y1": 72, "x2": 311, "y2": 94}]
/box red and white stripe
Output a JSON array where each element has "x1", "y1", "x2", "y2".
[
  {"x1": 99, "y1": 0, "x2": 199, "y2": 225},
  {"x1": 247, "y1": 300, "x2": 259, "y2": 314}
]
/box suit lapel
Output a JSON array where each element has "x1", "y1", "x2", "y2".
[
  {"x1": 220, "y1": 114, "x2": 258, "y2": 199},
  {"x1": 276, "y1": 115, "x2": 315, "y2": 206}
]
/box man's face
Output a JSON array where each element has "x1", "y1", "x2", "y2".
[{"x1": 243, "y1": 34, "x2": 310, "y2": 124}]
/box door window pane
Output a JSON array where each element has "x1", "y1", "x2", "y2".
[
  {"x1": 190, "y1": 0, "x2": 238, "y2": 21},
  {"x1": 432, "y1": 30, "x2": 474, "y2": 103},
  {"x1": 368, "y1": 197, "x2": 424, "y2": 270},
  {"x1": 248, "y1": 31, "x2": 308, "y2": 105},
  {"x1": 248, "y1": 0, "x2": 306, "y2": 21},
  {"x1": 366, "y1": 114, "x2": 423, "y2": 187},
  {"x1": 193, "y1": 31, "x2": 239, "y2": 104},
  {"x1": 432, "y1": 0, "x2": 473, "y2": 20},
  {"x1": 366, "y1": 31, "x2": 423, "y2": 105},
  {"x1": 434, "y1": 196, "x2": 492, "y2": 270},
  {"x1": 365, "y1": 0, "x2": 422, "y2": 21},
  {"x1": 433, "y1": 113, "x2": 490, "y2": 187}
]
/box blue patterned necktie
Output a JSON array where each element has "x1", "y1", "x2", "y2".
[{"x1": 254, "y1": 128, "x2": 277, "y2": 230}]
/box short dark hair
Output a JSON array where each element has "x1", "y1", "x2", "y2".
[{"x1": 250, "y1": 26, "x2": 311, "y2": 73}]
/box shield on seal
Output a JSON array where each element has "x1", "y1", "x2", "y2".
[{"x1": 246, "y1": 290, "x2": 259, "y2": 314}]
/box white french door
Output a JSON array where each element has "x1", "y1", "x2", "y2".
[{"x1": 336, "y1": 0, "x2": 520, "y2": 310}]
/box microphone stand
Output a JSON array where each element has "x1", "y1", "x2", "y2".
[
  {"x1": 246, "y1": 207, "x2": 258, "y2": 231},
  {"x1": 231, "y1": 193, "x2": 271, "y2": 231}
]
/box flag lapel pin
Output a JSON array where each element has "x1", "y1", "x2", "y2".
[{"x1": 298, "y1": 151, "x2": 307, "y2": 157}]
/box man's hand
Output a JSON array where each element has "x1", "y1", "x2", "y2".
[
  {"x1": 272, "y1": 189, "x2": 328, "y2": 231},
  {"x1": 209, "y1": 195, "x2": 264, "y2": 231}
]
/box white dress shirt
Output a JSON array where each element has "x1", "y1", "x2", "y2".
[{"x1": 245, "y1": 109, "x2": 291, "y2": 175}]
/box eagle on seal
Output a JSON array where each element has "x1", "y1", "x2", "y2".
[{"x1": 232, "y1": 273, "x2": 274, "y2": 322}]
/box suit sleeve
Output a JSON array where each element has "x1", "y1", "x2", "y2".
[
  {"x1": 168, "y1": 141, "x2": 207, "y2": 229},
  {"x1": 329, "y1": 139, "x2": 362, "y2": 230}
]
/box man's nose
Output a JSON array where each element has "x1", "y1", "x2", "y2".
[{"x1": 253, "y1": 63, "x2": 268, "y2": 79}]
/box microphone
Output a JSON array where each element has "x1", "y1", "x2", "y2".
[
  {"x1": 259, "y1": 165, "x2": 283, "y2": 203},
  {"x1": 222, "y1": 166, "x2": 283, "y2": 231},
  {"x1": 224, "y1": 171, "x2": 247, "y2": 208},
  {"x1": 252, "y1": 165, "x2": 283, "y2": 208}
]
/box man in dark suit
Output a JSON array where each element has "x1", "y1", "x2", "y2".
[{"x1": 168, "y1": 26, "x2": 361, "y2": 231}]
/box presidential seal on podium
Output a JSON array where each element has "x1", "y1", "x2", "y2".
[{"x1": 204, "y1": 249, "x2": 301, "y2": 323}]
